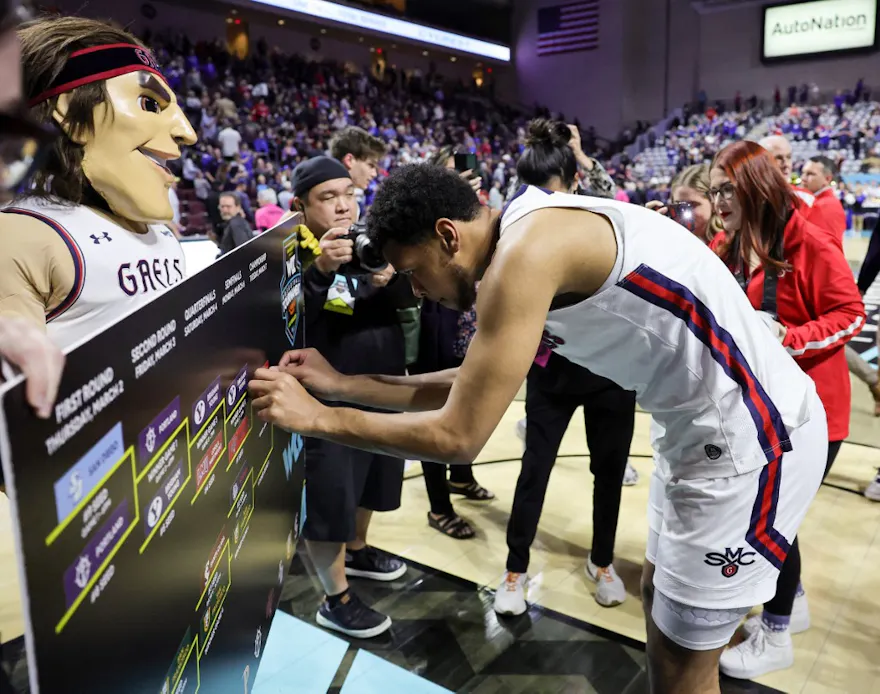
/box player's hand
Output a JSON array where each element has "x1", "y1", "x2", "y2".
[
  {"x1": 315, "y1": 227, "x2": 354, "y2": 275},
  {"x1": 278, "y1": 348, "x2": 346, "y2": 401},
  {"x1": 369, "y1": 263, "x2": 395, "y2": 288},
  {"x1": 0, "y1": 316, "x2": 65, "y2": 419},
  {"x1": 459, "y1": 170, "x2": 482, "y2": 193},
  {"x1": 249, "y1": 368, "x2": 324, "y2": 435},
  {"x1": 756, "y1": 311, "x2": 787, "y2": 342},
  {"x1": 645, "y1": 200, "x2": 668, "y2": 215}
]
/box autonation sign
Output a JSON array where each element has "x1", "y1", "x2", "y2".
[{"x1": 763, "y1": 0, "x2": 877, "y2": 59}]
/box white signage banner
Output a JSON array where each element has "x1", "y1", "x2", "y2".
[{"x1": 763, "y1": 0, "x2": 877, "y2": 58}]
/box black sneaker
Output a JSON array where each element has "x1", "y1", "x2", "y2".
[
  {"x1": 344, "y1": 546, "x2": 407, "y2": 581},
  {"x1": 315, "y1": 591, "x2": 392, "y2": 638}
]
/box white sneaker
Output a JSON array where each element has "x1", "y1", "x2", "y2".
[
  {"x1": 865, "y1": 469, "x2": 880, "y2": 501},
  {"x1": 494, "y1": 571, "x2": 527, "y2": 616},
  {"x1": 741, "y1": 593, "x2": 810, "y2": 637},
  {"x1": 622, "y1": 462, "x2": 639, "y2": 486},
  {"x1": 720, "y1": 621, "x2": 794, "y2": 679},
  {"x1": 585, "y1": 554, "x2": 626, "y2": 607}
]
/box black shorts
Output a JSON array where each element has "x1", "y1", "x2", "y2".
[{"x1": 302, "y1": 438, "x2": 404, "y2": 543}]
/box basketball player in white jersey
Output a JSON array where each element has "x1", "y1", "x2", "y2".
[
  {"x1": 0, "y1": 16, "x2": 197, "y2": 350},
  {"x1": 251, "y1": 159, "x2": 828, "y2": 691}
]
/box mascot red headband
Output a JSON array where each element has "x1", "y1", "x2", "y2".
[{"x1": 28, "y1": 43, "x2": 164, "y2": 107}]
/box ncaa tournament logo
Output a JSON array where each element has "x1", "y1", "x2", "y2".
[{"x1": 280, "y1": 232, "x2": 302, "y2": 347}]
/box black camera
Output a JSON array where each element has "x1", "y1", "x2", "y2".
[{"x1": 338, "y1": 220, "x2": 388, "y2": 276}]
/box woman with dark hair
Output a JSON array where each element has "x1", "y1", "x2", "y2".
[
  {"x1": 494, "y1": 119, "x2": 637, "y2": 615},
  {"x1": 709, "y1": 141, "x2": 864, "y2": 679}
]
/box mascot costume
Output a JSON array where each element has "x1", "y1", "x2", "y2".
[{"x1": 0, "y1": 15, "x2": 197, "y2": 349}]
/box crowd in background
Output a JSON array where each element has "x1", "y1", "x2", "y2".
[{"x1": 146, "y1": 26, "x2": 880, "y2": 239}]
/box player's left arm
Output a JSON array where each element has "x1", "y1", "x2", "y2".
[
  {"x1": 783, "y1": 235, "x2": 865, "y2": 358},
  {"x1": 251, "y1": 221, "x2": 563, "y2": 463}
]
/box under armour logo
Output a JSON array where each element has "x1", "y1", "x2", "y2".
[
  {"x1": 90, "y1": 232, "x2": 112, "y2": 244},
  {"x1": 704, "y1": 547, "x2": 756, "y2": 577}
]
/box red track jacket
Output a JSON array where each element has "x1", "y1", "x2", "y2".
[
  {"x1": 793, "y1": 185, "x2": 845, "y2": 248},
  {"x1": 712, "y1": 210, "x2": 864, "y2": 441}
]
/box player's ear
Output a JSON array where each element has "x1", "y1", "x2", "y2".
[{"x1": 436, "y1": 219, "x2": 461, "y2": 254}]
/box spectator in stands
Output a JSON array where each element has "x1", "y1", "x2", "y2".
[
  {"x1": 800, "y1": 155, "x2": 847, "y2": 244},
  {"x1": 278, "y1": 180, "x2": 294, "y2": 212},
  {"x1": 329, "y1": 126, "x2": 387, "y2": 191},
  {"x1": 293, "y1": 156, "x2": 407, "y2": 639},
  {"x1": 218, "y1": 120, "x2": 241, "y2": 160},
  {"x1": 710, "y1": 141, "x2": 864, "y2": 680},
  {"x1": 255, "y1": 188, "x2": 285, "y2": 232},
  {"x1": 217, "y1": 192, "x2": 252, "y2": 254}
]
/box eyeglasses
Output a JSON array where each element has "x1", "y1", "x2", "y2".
[
  {"x1": 707, "y1": 183, "x2": 736, "y2": 202},
  {"x1": 0, "y1": 110, "x2": 59, "y2": 196}
]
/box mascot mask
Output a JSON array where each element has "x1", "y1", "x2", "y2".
[{"x1": 27, "y1": 36, "x2": 197, "y2": 222}]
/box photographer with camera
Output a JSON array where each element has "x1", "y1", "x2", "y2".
[{"x1": 290, "y1": 156, "x2": 407, "y2": 639}]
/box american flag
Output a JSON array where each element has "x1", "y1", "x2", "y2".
[{"x1": 536, "y1": 1, "x2": 600, "y2": 57}]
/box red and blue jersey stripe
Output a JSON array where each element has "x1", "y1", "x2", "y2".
[
  {"x1": 619, "y1": 264, "x2": 791, "y2": 461},
  {"x1": 620, "y1": 264, "x2": 793, "y2": 569},
  {"x1": 1, "y1": 207, "x2": 86, "y2": 322}
]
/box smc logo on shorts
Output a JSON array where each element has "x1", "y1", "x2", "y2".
[{"x1": 704, "y1": 547, "x2": 757, "y2": 577}]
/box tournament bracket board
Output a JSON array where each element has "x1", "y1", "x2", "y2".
[{"x1": 0, "y1": 215, "x2": 307, "y2": 693}]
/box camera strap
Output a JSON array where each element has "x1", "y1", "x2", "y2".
[{"x1": 731, "y1": 233, "x2": 784, "y2": 320}]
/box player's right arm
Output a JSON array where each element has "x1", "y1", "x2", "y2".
[{"x1": 279, "y1": 347, "x2": 457, "y2": 412}]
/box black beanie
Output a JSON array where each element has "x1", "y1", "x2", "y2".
[{"x1": 292, "y1": 156, "x2": 351, "y2": 198}]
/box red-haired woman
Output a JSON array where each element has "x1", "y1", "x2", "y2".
[{"x1": 709, "y1": 141, "x2": 864, "y2": 679}]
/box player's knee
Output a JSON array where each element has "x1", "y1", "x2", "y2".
[{"x1": 650, "y1": 588, "x2": 748, "y2": 652}]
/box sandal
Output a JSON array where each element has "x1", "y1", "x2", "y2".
[
  {"x1": 427, "y1": 512, "x2": 476, "y2": 539},
  {"x1": 448, "y1": 481, "x2": 496, "y2": 501}
]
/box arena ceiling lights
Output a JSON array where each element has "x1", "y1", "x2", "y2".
[{"x1": 250, "y1": 0, "x2": 511, "y2": 61}]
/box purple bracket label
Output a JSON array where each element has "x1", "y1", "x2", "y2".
[
  {"x1": 63, "y1": 499, "x2": 131, "y2": 608},
  {"x1": 192, "y1": 377, "x2": 222, "y2": 432},
  {"x1": 138, "y1": 397, "x2": 182, "y2": 472},
  {"x1": 144, "y1": 461, "x2": 185, "y2": 537},
  {"x1": 225, "y1": 366, "x2": 249, "y2": 413}
]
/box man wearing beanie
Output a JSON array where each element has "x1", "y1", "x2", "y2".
[{"x1": 290, "y1": 156, "x2": 407, "y2": 639}]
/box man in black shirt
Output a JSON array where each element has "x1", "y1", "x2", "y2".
[
  {"x1": 292, "y1": 157, "x2": 408, "y2": 638},
  {"x1": 217, "y1": 192, "x2": 253, "y2": 254}
]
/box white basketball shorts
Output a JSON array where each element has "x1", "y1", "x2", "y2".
[{"x1": 646, "y1": 390, "x2": 827, "y2": 611}]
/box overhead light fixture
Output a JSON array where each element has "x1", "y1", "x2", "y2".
[
  {"x1": 226, "y1": 17, "x2": 233, "y2": 23},
  {"x1": 369, "y1": 47, "x2": 375, "y2": 52},
  {"x1": 278, "y1": 19, "x2": 285, "y2": 25},
  {"x1": 320, "y1": 28, "x2": 327, "y2": 34},
  {"x1": 422, "y1": 50, "x2": 428, "y2": 56},
  {"x1": 450, "y1": 56, "x2": 457, "y2": 62},
  {"x1": 359, "y1": 36, "x2": 364, "y2": 42},
  {"x1": 246, "y1": 0, "x2": 510, "y2": 61}
]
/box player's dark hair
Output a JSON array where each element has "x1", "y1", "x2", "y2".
[
  {"x1": 809, "y1": 155, "x2": 837, "y2": 179},
  {"x1": 516, "y1": 118, "x2": 578, "y2": 190},
  {"x1": 367, "y1": 164, "x2": 481, "y2": 249}
]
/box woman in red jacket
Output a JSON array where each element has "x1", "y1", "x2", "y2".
[{"x1": 708, "y1": 141, "x2": 865, "y2": 679}]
